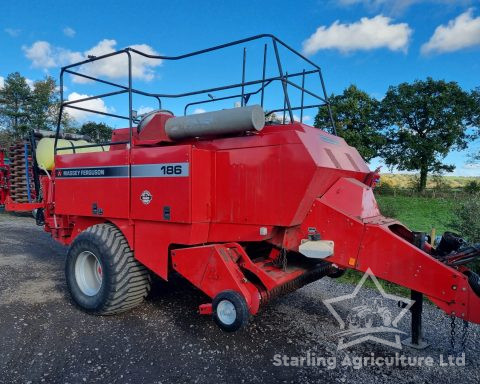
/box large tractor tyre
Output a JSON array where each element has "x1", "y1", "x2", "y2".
[
  {"x1": 65, "y1": 223, "x2": 151, "y2": 315},
  {"x1": 465, "y1": 270, "x2": 480, "y2": 297},
  {"x1": 212, "y1": 290, "x2": 250, "y2": 332}
]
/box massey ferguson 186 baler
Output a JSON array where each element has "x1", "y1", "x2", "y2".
[{"x1": 32, "y1": 35, "x2": 480, "y2": 336}]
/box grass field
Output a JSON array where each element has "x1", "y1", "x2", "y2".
[
  {"x1": 376, "y1": 195, "x2": 456, "y2": 234},
  {"x1": 337, "y1": 194, "x2": 458, "y2": 296},
  {"x1": 379, "y1": 173, "x2": 479, "y2": 189}
]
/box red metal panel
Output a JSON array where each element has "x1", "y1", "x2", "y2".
[
  {"x1": 299, "y1": 198, "x2": 366, "y2": 267},
  {"x1": 4, "y1": 198, "x2": 43, "y2": 212},
  {"x1": 130, "y1": 145, "x2": 191, "y2": 223},
  {"x1": 299, "y1": 181, "x2": 480, "y2": 324},
  {"x1": 320, "y1": 177, "x2": 380, "y2": 219},
  {"x1": 191, "y1": 148, "x2": 212, "y2": 223},
  {"x1": 0, "y1": 151, "x2": 8, "y2": 206},
  {"x1": 133, "y1": 221, "x2": 210, "y2": 280},
  {"x1": 207, "y1": 223, "x2": 274, "y2": 243},
  {"x1": 213, "y1": 143, "x2": 316, "y2": 226},
  {"x1": 54, "y1": 150, "x2": 130, "y2": 218},
  {"x1": 171, "y1": 243, "x2": 261, "y2": 314}
]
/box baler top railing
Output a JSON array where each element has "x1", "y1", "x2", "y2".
[{"x1": 55, "y1": 34, "x2": 336, "y2": 153}]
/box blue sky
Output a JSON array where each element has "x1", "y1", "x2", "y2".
[{"x1": 0, "y1": 0, "x2": 479, "y2": 176}]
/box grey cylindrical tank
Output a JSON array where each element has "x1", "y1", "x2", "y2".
[{"x1": 165, "y1": 105, "x2": 265, "y2": 140}]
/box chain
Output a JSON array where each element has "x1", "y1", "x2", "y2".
[
  {"x1": 450, "y1": 316, "x2": 470, "y2": 354},
  {"x1": 461, "y1": 320, "x2": 469, "y2": 351},
  {"x1": 450, "y1": 315, "x2": 456, "y2": 353},
  {"x1": 274, "y1": 248, "x2": 288, "y2": 271}
]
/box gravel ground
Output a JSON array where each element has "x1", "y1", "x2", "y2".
[{"x1": 0, "y1": 212, "x2": 479, "y2": 384}]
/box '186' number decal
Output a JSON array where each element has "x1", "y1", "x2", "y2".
[
  {"x1": 160, "y1": 165, "x2": 183, "y2": 175},
  {"x1": 131, "y1": 163, "x2": 189, "y2": 178}
]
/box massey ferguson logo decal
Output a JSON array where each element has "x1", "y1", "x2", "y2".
[
  {"x1": 140, "y1": 190, "x2": 153, "y2": 205},
  {"x1": 59, "y1": 168, "x2": 106, "y2": 177},
  {"x1": 55, "y1": 166, "x2": 128, "y2": 178}
]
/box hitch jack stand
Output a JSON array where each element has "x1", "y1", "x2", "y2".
[
  {"x1": 402, "y1": 290, "x2": 430, "y2": 349},
  {"x1": 402, "y1": 232, "x2": 430, "y2": 349}
]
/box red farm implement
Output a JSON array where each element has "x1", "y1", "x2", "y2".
[
  {"x1": 0, "y1": 132, "x2": 53, "y2": 213},
  {"x1": 15, "y1": 35, "x2": 480, "y2": 341},
  {"x1": 0, "y1": 149, "x2": 9, "y2": 206}
]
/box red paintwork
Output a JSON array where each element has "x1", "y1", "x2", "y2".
[
  {"x1": 0, "y1": 151, "x2": 8, "y2": 206},
  {"x1": 172, "y1": 243, "x2": 261, "y2": 314},
  {"x1": 40, "y1": 120, "x2": 480, "y2": 324},
  {"x1": 299, "y1": 177, "x2": 480, "y2": 321},
  {"x1": 1, "y1": 144, "x2": 41, "y2": 212},
  {"x1": 4, "y1": 196, "x2": 43, "y2": 212}
]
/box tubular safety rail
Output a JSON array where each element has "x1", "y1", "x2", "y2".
[{"x1": 55, "y1": 34, "x2": 336, "y2": 153}]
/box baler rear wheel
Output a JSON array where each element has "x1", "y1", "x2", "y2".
[
  {"x1": 212, "y1": 290, "x2": 249, "y2": 332},
  {"x1": 65, "y1": 223, "x2": 151, "y2": 315}
]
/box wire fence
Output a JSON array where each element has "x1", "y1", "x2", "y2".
[{"x1": 374, "y1": 187, "x2": 474, "y2": 199}]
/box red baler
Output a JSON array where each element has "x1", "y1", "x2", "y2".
[{"x1": 30, "y1": 35, "x2": 480, "y2": 335}]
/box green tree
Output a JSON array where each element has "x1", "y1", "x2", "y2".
[
  {"x1": 380, "y1": 78, "x2": 475, "y2": 191},
  {"x1": 464, "y1": 180, "x2": 480, "y2": 195},
  {"x1": 28, "y1": 76, "x2": 57, "y2": 131},
  {"x1": 0, "y1": 72, "x2": 31, "y2": 138},
  {"x1": 451, "y1": 197, "x2": 480, "y2": 243},
  {"x1": 315, "y1": 85, "x2": 385, "y2": 161},
  {"x1": 471, "y1": 87, "x2": 480, "y2": 162},
  {"x1": 29, "y1": 76, "x2": 74, "y2": 133},
  {"x1": 79, "y1": 121, "x2": 113, "y2": 142}
]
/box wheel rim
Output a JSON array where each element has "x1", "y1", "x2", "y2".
[
  {"x1": 75, "y1": 251, "x2": 103, "y2": 296},
  {"x1": 217, "y1": 299, "x2": 237, "y2": 325}
]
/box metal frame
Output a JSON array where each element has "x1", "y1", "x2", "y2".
[{"x1": 55, "y1": 34, "x2": 336, "y2": 153}]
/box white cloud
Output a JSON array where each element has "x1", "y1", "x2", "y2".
[
  {"x1": 276, "y1": 114, "x2": 311, "y2": 123},
  {"x1": 25, "y1": 78, "x2": 34, "y2": 90},
  {"x1": 63, "y1": 27, "x2": 76, "y2": 38},
  {"x1": 0, "y1": 76, "x2": 4, "y2": 89},
  {"x1": 193, "y1": 108, "x2": 206, "y2": 114},
  {"x1": 459, "y1": 162, "x2": 480, "y2": 176},
  {"x1": 5, "y1": 28, "x2": 21, "y2": 37},
  {"x1": 66, "y1": 92, "x2": 110, "y2": 121},
  {"x1": 22, "y1": 41, "x2": 82, "y2": 69},
  {"x1": 74, "y1": 39, "x2": 161, "y2": 83},
  {"x1": 336, "y1": 1, "x2": 471, "y2": 14},
  {"x1": 421, "y1": 9, "x2": 480, "y2": 54},
  {"x1": 23, "y1": 39, "x2": 161, "y2": 81},
  {"x1": 137, "y1": 106, "x2": 154, "y2": 116},
  {"x1": 302, "y1": 15, "x2": 412, "y2": 54}
]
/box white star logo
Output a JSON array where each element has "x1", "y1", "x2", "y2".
[{"x1": 323, "y1": 268, "x2": 415, "y2": 350}]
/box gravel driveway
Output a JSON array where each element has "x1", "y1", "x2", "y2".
[{"x1": 0, "y1": 212, "x2": 479, "y2": 384}]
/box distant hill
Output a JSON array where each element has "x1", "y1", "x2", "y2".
[{"x1": 379, "y1": 173, "x2": 479, "y2": 189}]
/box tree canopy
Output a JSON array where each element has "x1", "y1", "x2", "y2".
[
  {"x1": 0, "y1": 72, "x2": 110, "y2": 149},
  {"x1": 380, "y1": 78, "x2": 475, "y2": 191},
  {"x1": 314, "y1": 85, "x2": 385, "y2": 161},
  {"x1": 471, "y1": 87, "x2": 480, "y2": 162},
  {"x1": 79, "y1": 122, "x2": 113, "y2": 143},
  {"x1": 0, "y1": 72, "x2": 31, "y2": 138}
]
